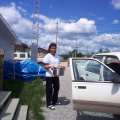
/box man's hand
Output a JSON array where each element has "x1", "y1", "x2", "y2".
[
  {"x1": 44, "y1": 64, "x2": 55, "y2": 70},
  {"x1": 50, "y1": 66, "x2": 55, "y2": 70}
]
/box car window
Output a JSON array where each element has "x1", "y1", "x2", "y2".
[
  {"x1": 72, "y1": 59, "x2": 115, "y2": 82},
  {"x1": 105, "y1": 56, "x2": 119, "y2": 64},
  {"x1": 103, "y1": 67, "x2": 114, "y2": 81},
  {"x1": 86, "y1": 60, "x2": 101, "y2": 75},
  {"x1": 73, "y1": 60, "x2": 88, "y2": 80},
  {"x1": 92, "y1": 56, "x2": 104, "y2": 62}
]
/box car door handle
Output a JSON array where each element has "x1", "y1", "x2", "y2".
[{"x1": 78, "y1": 86, "x2": 86, "y2": 89}]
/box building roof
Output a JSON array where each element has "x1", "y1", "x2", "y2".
[
  {"x1": 22, "y1": 43, "x2": 28, "y2": 47},
  {"x1": 0, "y1": 14, "x2": 21, "y2": 45},
  {"x1": 38, "y1": 47, "x2": 48, "y2": 53},
  {"x1": 16, "y1": 43, "x2": 29, "y2": 48}
]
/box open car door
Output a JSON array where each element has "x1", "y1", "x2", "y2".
[{"x1": 70, "y1": 58, "x2": 120, "y2": 115}]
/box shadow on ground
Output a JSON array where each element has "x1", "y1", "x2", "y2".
[
  {"x1": 58, "y1": 97, "x2": 70, "y2": 105},
  {"x1": 76, "y1": 111, "x2": 118, "y2": 120}
]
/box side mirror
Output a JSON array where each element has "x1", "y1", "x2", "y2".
[{"x1": 111, "y1": 73, "x2": 120, "y2": 83}]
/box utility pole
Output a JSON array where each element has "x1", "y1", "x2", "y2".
[
  {"x1": 87, "y1": 45, "x2": 88, "y2": 54},
  {"x1": 56, "y1": 22, "x2": 58, "y2": 45},
  {"x1": 58, "y1": 44, "x2": 60, "y2": 55},
  {"x1": 31, "y1": 0, "x2": 40, "y2": 62},
  {"x1": 75, "y1": 36, "x2": 77, "y2": 58}
]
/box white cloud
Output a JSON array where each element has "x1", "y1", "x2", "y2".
[
  {"x1": 39, "y1": 14, "x2": 61, "y2": 24},
  {"x1": 19, "y1": 2, "x2": 23, "y2": 5},
  {"x1": 17, "y1": 6, "x2": 27, "y2": 13},
  {"x1": 0, "y1": 3, "x2": 21, "y2": 24},
  {"x1": 37, "y1": 14, "x2": 120, "y2": 54},
  {"x1": 0, "y1": 2, "x2": 32, "y2": 39},
  {"x1": 40, "y1": 16, "x2": 97, "y2": 39},
  {"x1": 68, "y1": 19, "x2": 76, "y2": 23},
  {"x1": 62, "y1": 18, "x2": 97, "y2": 37},
  {"x1": 113, "y1": 19, "x2": 119, "y2": 24},
  {"x1": 111, "y1": 0, "x2": 120, "y2": 9},
  {"x1": 0, "y1": 2, "x2": 120, "y2": 54},
  {"x1": 19, "y1": 2, "x2": 28, "y2": 6},
  {"x1": 90, "y1": 33, "x2": 120, "y2": 52},
  {"x1": 98, "y1": 17, "x2": 105, "y2": 20}
]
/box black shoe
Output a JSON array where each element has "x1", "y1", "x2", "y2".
[{"x1": 47, "y1": 105, "x2": 55, "y2": 110}]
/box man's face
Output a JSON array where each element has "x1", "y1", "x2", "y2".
[{"x1": 50, "y1": 46, "x2": 56, "y2": 55}]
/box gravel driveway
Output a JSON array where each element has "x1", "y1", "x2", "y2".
[{"x1": 42, "y1": 67, "x2": 117, "y2": 120}]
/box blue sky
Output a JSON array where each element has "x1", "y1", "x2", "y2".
[{"x1": 0, "y1": 0, "x2": 120, "y2": 54}]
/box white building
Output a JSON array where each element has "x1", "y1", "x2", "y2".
[{"x1": 0, "y1": 14, "x2": 21, "y2": 60}]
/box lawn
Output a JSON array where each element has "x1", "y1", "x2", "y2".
[
  {"x1": 2, "y1": 77, "x2": 46, "y2": 120},
  {"x1": 60, "y1": 60, "x2": 68, "y2": 62}
]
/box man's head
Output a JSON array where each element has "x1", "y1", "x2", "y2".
[{"x1": 48, "y1": 43, "x2": 57, "y2": 55}]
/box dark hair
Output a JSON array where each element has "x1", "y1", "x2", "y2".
[{"x1": 48, "y1": 43, "x2": 57, "y2": 53}]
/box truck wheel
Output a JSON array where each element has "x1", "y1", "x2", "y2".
[
  {"x1": 80, "y1": 77, "x2": 85, "y2": 81},
  {"x1": 113, "y1": 114, "x2": 120, "y2": 120}
]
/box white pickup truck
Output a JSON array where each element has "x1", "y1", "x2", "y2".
[
  {"x1": 70, "y1": 52, "x2": 120, "y2": 119},
  {"x1": 14, "y1": 52, "x2": 43, "y2": 63}
]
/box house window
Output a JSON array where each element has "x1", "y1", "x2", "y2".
[
  {"x1": 38, "y1": 53, "x2": 42, "y2": 57},
  {"x1": 14, "y1": 54, "x2": 17, "y2": 57}
]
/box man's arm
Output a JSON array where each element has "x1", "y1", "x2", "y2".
[{"x1": 44, "y1": 64, "x2": 55, "y2": 70}]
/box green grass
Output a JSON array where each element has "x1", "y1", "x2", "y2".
[
  {"x1": 2, "y1": 77, "x2": 46, "y2": 120},
  {"x1": 60, "y1": 60, "x2": 68, "y2": 62}
]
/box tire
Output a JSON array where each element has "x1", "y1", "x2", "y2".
[
  {"x1": 113, "y1": 114, "x2": 120, "y2": 120},
  {"x1": 80, "y1": 77, "x2": 85, "y2": 81}
]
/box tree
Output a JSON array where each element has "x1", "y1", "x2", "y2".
[
  {"x1": 68, "y1": 51, "x2": 72, "y2": 57},
  {"x1": 104, "y1": 48, "x2": 110, "y2": 53},
  {"x1": 76, "y1": 51, "x2": 83, "y2": 57},
  {"x1": 90, "y1": 51, "x2": 96, "y2": 55},
  {"x1": 98, "y1": 48, "x2": 103, "y2": 53},
  {"x1": 61, "y1": 49, "x2": 83, "y2": 57},
  {"x1": 97, "y1": 48, "x2": 110, "y2": 53}
]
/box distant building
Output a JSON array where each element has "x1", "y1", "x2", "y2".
[
  {"x1": 60, "y1": 55, "x2": 70, "y2": 60},
  {"x1": 15, "y1": 44, "x2": 48, "y2": 58},
  {"x1": 15, "y1": 43, "x2": 30, "y2": 53},
  {"x1": 0, "y1": 14, "x2": 21, "y2": 60},
  {"x1": 38, "y1": 47, "x2": 48, "y2": 58},
  {"x1": 59, "y1": 55, "x2": 64, "y2": 61},
  {"x1": 82, "y1": 54, "x2": 92, "y2": 58}
]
